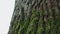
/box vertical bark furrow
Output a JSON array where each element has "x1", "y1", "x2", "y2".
[{"x1": 8, "y1": 0, "x2": 60, "y2": 34}]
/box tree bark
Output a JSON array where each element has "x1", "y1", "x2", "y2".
[{"x1": 8, "y1": 0, "x2": 60, "y2": 34}]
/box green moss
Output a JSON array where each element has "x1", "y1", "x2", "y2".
[
  {"x1": 56, "y1": 16, "x2": 60, "y2": 22},
  {"x1": 26, "y1": 18, "x2": 35, "y2": 34}
]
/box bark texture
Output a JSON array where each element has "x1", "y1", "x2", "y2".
[{"x1": 8, "y1": 0, "x2": 60, "y2": 34}]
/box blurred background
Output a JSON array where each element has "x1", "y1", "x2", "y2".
[{"x1": 0, "y1": 0, "x2": 15, "y2": 34}]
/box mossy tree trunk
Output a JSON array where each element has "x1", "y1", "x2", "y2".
[{"x1": 8, "y1": 0, "x2": 60, "y2": 34}]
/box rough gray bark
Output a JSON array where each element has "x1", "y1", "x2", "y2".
[{"x1": 8, "y1": 0, "x2": 60, "y2": 34}]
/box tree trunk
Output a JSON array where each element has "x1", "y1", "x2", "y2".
[{"x1": 8, "y1": 0, "x2": 60, "y2": 34}]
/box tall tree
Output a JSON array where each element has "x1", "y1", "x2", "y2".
[{"x1": 8, "y1": 0, "x2": 60, "y2": 34}]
